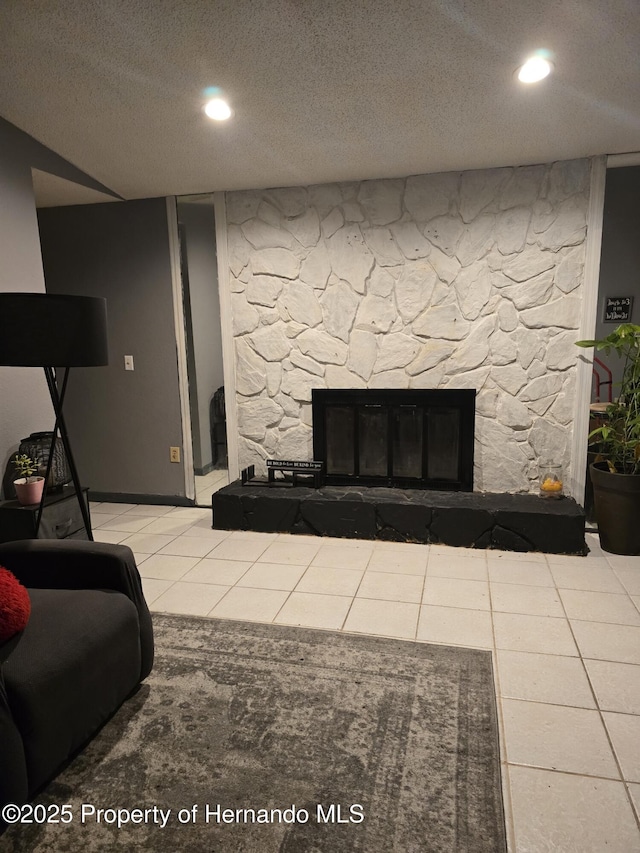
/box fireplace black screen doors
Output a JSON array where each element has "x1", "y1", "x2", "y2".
[{"x1": 312, "y1": 389, "x2": 475, "y2": 491}]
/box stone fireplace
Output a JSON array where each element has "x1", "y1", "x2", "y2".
[
  {"x1": 211, "y1": 159, "x2": 591, "y2": 553},
  {"x1": 213, "y1": 384, "x2": 585, "y2": 553},
  {"x1": 224, "y1": 158, "x2": 591, "y2": 497}
]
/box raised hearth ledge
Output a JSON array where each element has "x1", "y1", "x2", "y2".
[{"x1": 212, "y1": 482, "x2": 587, "y2": 555}]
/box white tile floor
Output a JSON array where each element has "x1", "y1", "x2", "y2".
[
  {"x1": 91, "y1": 500, "x2": 640, "y2": 852},
  {"x1": 194, "y1": 469, "x2": 228, "y2": 506}
]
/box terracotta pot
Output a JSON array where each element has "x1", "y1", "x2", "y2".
[
  {"x1": 590, "y1": 462, "x2": 640, "y2": 555},
  {"x1": 13, "y1": 476, "x2": 45, "y2": 507}
]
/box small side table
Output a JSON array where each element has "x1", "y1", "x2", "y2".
[{"x1": 0, "y1": 487, "x2": 91, "y2": 544}]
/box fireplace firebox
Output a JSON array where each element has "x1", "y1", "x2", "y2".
[{"x1": 312, "y1": 389, "x2": 475, "y2": 491}]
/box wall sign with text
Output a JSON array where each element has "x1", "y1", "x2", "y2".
[{"x1": 603, "y1": 296, "x2": 633, "y2": 323}]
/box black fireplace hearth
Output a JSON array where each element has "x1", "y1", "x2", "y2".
[
  {"x1": 212, "y1": 386, "x2": 587, "y2": 554},
  {"x1": 212, "y1": 482, "x2": 587, "y2": 554},
  {"x1": 312, "y1": 388, "x2": 475, "y2": 491}
]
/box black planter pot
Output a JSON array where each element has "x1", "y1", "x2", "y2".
[{"x1": 590, "y1": 462, "x2": 640, "y2": 555}]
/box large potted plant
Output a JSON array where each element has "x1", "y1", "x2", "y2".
[{"x1": 576, "y1": 323, "x2": 640, "y2": 555}]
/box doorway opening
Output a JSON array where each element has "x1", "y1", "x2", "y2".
[{"x1": 176, "y1": 195, "x2": 228, "y2": 505}]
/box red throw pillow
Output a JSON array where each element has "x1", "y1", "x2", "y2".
[{"x1": 0, "y1": 566, "x2": 31, "y2": 642}]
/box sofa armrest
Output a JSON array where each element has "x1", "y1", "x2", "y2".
[
  {"x1": 0, "y1": 540, "x2": 154, "y2": 680},
  {"x1": 0, "y1": 539, "x2": 141, "y2": 596}
]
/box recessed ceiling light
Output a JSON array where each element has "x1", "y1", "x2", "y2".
[
  {"x1": 517, "y1": 54, "x2": 553, "y2": 84},
  {"x1": 204, "y1": 98, "x2": 232, "y2": 121}
]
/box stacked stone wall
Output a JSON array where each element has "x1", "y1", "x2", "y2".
[{"x1": 225, "y1": 159, "x2": 591, "y2": 493}]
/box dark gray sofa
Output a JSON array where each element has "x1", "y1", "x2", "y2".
[{"x1": 0, "y1": 539, "x2": 154, "y2": 816}]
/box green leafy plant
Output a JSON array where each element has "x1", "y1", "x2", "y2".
[
  {"x1": 576, "y1": 323, "x2": 640, "y2": 475},
  {"x1": 13, "y1": 454, "x2": 40, "y2": 481}
]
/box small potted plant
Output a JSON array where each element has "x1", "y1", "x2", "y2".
[
  {"x1": 13, "y1": 454, "x2": 46, "y2": 507},
  {"x1": 576, "y1": 323, "x2": 640, "y2": 554}
]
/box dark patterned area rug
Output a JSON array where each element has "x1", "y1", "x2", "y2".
[{"x1": 3, "y1": 614, "x2": 506, "y2": 852}]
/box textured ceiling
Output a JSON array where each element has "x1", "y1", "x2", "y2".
[{"x1": 2, "y1": 1, "x2": 639, "y2": 206}]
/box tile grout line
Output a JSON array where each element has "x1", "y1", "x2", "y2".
[
  {"x1": 551, "y1": 554, "x2": 640, "y2": 833},
  {"x1": 417, "y1": 546, "x2": 432, "y2": 641},
  {"x1": 206, "y1": 541, "x2": 275, "y2": 619},
  {"x1": 486, "y1": 554, "x2": 517, "y2": 853},
  {"x1": 262, "y1": 539, "x2": 320, "y2": 627},
  {"x1": 506, "y1": 761, "x2": 630, "y2": 783},
  {"x1": 338, "y1": 541, "x2": 386, "y2": 634}
]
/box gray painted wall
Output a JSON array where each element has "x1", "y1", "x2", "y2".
[
  {"x1": 0, "y1": 116, "x2": 120, "y2": 199},
  {"x1": 0, "y1": 121, "x2": 53, "y2": 494},
  {"x1": 594, "y1": 165, "x2": 640, "y2": 400},
  {"x1": 37, "y1": 198, "x2": 187, "y2": 499},
  {"x1": 177, "y1": 200, "x2": 224, "y2": 472},
  {"x1": 0, "y1": 115, "x2": 122, "y2": 496}
]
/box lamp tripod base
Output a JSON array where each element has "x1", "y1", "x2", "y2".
[{"x1": 35, "y1": 367, "x2": 93, "y2": 541}]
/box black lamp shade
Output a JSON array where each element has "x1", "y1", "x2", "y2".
[{"x1": 0, "y1": 293, "x2": 108, "y2": 366}]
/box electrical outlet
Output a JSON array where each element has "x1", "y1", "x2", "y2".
[
  {"x1": 124, "y1": 355, "x2": 134, "y2": 371},
  {"x1": 170, "y1": 447, "x2": 181, "y2": 463}
]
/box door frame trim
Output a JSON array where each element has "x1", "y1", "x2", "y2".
[
  {"x1": 570, "y1": 155, "x2": 606, "y2": 503},
  {"x1": 166, "y1": 196, "x2": 196, "y2": 501},
  {"x1": 213, "y1": 192, "x2": 239, "y2": 482}
]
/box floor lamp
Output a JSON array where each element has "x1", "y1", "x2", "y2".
[{"x1": 0, "y1": 293, "x2": 108, "y2": 541}]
